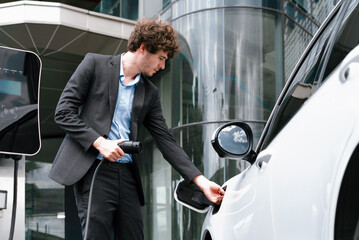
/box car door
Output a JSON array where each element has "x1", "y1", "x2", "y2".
[
  {"x1": 202, "y1": 2, "x2": 351, "y2": 239},
  {"x1": 251, "y1": 0, "x2": 359, "y2": 239}
]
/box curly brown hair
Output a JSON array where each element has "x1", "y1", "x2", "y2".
[{"x1": 127, "y1": 18, "x2": 180, "y2": 59}]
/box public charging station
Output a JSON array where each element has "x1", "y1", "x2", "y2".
[{"x1": 0, "y1": 46, "x2": 42, "y2": 240}]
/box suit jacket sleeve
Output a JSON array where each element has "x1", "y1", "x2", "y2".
[
  {"x1": 143, "y1": 88, "x2": 202, "y2": 182},
  {"x1": 54, "y1": 53, "x2": 101, "y2": 152}
]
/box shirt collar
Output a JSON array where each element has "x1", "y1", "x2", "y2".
[{"x1": 120, "y1": 54, "x2": 140, "y2": 86}]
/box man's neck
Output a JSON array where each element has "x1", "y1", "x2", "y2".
[{"x1": 122, "y1": 52, "x2": 141, "y2": 82}]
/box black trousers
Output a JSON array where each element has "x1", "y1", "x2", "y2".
[{"x1": 74, "y1": 159, "x2": 144, "y2": 240}]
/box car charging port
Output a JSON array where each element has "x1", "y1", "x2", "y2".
[{"x1": 212, "y1": 185, "x2": 227, "y2": 215}]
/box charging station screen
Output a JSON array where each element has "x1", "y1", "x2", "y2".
[
  {"x1": 0, "y1": 47, "x2": 41, "y2": 155},
  {"x1": 0, "y1": 79, "x2": 21, "y2": 96}
]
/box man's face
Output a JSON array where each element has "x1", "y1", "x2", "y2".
[{"x1": 139, "y1": 49, "x2": 168, "y2": 77}]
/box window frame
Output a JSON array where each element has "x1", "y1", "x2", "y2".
[{"x1": 255, "y1": 0, "x2": 346, "y2": 153}]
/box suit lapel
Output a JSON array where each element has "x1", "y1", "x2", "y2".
[
  {"x1": 108, "y1": 55, "x2": 121, "y2": 114},
  {"x1": 130, "y1": 75, "x2": 145, "y2": 140}
]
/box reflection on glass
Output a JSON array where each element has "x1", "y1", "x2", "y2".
[
  {"x1": 167, "y1": 8, "x2": 279, "y2": 240},
  {"x1": 218, "y1": 125, "x2": 249, "y2": 155},
  {"x1": 25, "y1": 160, "x2": 64, "y2": 239},
  {"x1": 263, "y1": 14, "x2": 337, "y2": 149},
  {"x1": 0, "y1": 47, "x2": 41, "y2": 155}
]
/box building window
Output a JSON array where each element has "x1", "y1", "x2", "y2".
[
  {"x1": 94, "y1": 0, "x2": 139, "y2": 20},
  {"x1": 163, "y1": 0, "x2": 171, "y2": 9}
]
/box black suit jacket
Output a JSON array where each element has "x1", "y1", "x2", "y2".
[{"x1": 48, "y1": 53, "x2": 201, "y2": 205}]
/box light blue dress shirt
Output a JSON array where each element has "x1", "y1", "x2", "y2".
[{"x1": 97, "y1": 56, "x2": 140, "y2": 163}]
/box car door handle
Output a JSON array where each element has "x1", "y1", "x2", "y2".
[
  {"x1": 256, "y1": 154, "x2": 272, "y2": 170},
  {"x1": 340, "y1": 45, "x2": 359, "y2": 83}
]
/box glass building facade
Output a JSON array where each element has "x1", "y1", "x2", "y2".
[{"x1": 0, "y1": 0, "x2": 338, "y2": 239}]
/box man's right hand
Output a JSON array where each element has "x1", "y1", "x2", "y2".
[{"x1": 92, "y1": 137, "x2": 127, "y2": 162}]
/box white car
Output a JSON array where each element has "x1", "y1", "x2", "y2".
[{"x1": 175, "y1": 0, "x2": 359, "y2": 239}]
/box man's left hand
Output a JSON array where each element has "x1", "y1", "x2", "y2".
[{"x1": 192, "y1": 175, "x2": 225, "y2": 205}]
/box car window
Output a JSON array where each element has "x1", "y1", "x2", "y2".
[
  {"x1": 322, "y1": 3, "x2": 359, "y2": 81},
  {"x1": 261, "y1": 1, "x2": 359, "y2": 150},
  {"x1": 260, "y1": 4, "x2": 340, "y2": 150}
]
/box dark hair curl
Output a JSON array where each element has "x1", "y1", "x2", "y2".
[{"x1": 127, "y1": 18, "x2": 180, "y2": 59}]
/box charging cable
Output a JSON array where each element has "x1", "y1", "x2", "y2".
[{"x1": 83, "y1": 159, "x2": 104, "y2": 240}]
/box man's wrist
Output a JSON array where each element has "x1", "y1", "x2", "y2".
[
  {"x1": 93, "y1": 136, "x2": 105, "y2": 149},
  {"x1": 192, "y1": 175, "x2": 209, "y2": 190}
]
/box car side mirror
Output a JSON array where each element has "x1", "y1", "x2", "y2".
[{"x1": 211, "y1": 122, "x2": 256, "y2": 164}]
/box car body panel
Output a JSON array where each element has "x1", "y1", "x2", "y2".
[
  {"x1": 201, "y1": 45, "x2": 359, "y2": 239},
  {"x1": 202, "y1": 156, "x2": 275, "y2": 239}
]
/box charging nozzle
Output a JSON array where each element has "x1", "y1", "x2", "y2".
[{"x1": 118, "y1": 141, "x2": 142, "y2": 154}]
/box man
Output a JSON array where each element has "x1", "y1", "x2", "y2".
[{"x1": 49, "y1": 18, "x2": 224, "y2": 239}]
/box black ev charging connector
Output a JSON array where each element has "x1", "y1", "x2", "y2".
[
  {"x1": 83, "y1": 141, "x2": 142, "y2": 240},
  {"x1": 118, "y1": 141, "x2": 142, "y2": 154}
]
